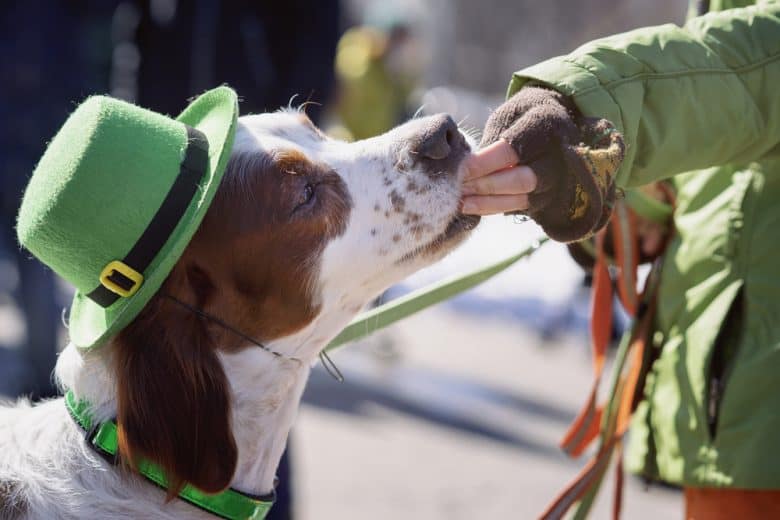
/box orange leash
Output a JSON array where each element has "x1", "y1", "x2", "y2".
[
  {"x1": 542, "y1": 198, "x2": 662, "y2": 520},
  {"x1": 611, "y1": 202, "x2": 639, "y2": 315},
  {"x1": 560, "y1": 232, "x2": 611, "y2": 457},
  {"x1": 540, "y1": 287, "x2": 657, "y2": 520}
]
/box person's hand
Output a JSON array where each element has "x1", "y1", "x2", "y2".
[
  {"x1": 467, "y1": 87, "x2": 625, "y2": 243},
  {"x1": 462, "y1": 140, "x2": 537, "y2": 215}
]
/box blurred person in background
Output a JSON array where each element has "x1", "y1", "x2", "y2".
[
  {"x1": 0, "y1": 1, "x2": 116, "y2": 400},
  {"x1": 464, "y1": 1, "x2": 780, "y2": 518},
  {"x1": 128, "y1": 1, "x2": 339, "y2": 122},
  {"x1": 329, "y1": 9, "x2": 421, "y2": 141}
]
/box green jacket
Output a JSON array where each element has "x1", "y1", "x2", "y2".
[{"x1": 508, "y1": 1, "x2": 780, "y2": 488}]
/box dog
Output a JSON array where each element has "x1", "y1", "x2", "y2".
[{"x1": 0, "y1": 109, "x2": 479, "y2": 519}]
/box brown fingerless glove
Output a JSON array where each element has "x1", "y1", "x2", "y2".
[{"x1": 480, "y1": 87, "x2": 625, "y2": 243}]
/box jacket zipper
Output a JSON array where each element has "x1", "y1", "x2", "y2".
[
  {"x1": 706, "y1": 289, "x2": 743, "y2": 440},
  {"x1": 707, "y1": 375, "x2": 724, "y2": 438}
]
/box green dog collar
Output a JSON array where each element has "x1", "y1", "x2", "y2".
[{"x1": 64, "y1": 391, "x2": 274, "y2": 520}]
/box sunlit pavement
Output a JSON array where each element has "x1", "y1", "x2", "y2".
[
  {"x1": 295, "y1": 308, "x2": 681, "y2": 519},
  {"x1": 292, "y1": 217, "x2": 680, "y2": 519}
]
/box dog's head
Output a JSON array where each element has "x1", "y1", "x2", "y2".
[{"x1": 109, "y1": 110, "x2": 478, "y2": 495}]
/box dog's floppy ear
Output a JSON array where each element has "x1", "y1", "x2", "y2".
[{"x1": 112, "y1": 265, "x2": 236, "y2": 498}]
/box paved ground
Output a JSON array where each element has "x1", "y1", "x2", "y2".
[{"x1": 293, "y1": 307, "x2": 681, "y2": 519}]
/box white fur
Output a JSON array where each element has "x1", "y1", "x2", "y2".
[{"x1": 0, "y1": 110, "x2": 476, "y2": 519}]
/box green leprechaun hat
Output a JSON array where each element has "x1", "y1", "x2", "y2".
[{"x1": 16, "y1": 86, "x2": 238, "y2": 349}]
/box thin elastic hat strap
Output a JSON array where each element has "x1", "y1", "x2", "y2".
[
  {"x1": 161, "y1": 295, "x2": 345, "y2": 381},
  {"x1": 87, "y1": 125, "x2": 209, "y2": 307},
  {"x1": 162, "y1": 294, "x2": 300, "y2": 362}
]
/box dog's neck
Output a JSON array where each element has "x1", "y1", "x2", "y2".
[
  {"x1": 217, "y1": 342, "x2": 313, "y2": 495},
  {"x1": 54, "y1": 303, "x2": 358, "y2": 498}
]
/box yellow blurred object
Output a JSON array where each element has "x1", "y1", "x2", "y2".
[
  {"x1": 333, "y1": 26, "x2": 414, "y2": 141},
  {"x1": 336, "y1": 28, "x2": 385, "y2": 80}
]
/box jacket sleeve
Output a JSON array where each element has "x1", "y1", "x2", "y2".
[{"x1": 507, "y1": 2, "x2": 780, "y2": 188}]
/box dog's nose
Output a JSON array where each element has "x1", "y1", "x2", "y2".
[
  {"x1": 405, "y1": 114, "x2": 468, "y2": 178},
  {"x1": 418, "y1": 115, "x2": 463, "y2": 160}
]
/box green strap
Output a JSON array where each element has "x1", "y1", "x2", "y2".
[
  {"x1": 64, "y1": 391, "x2": 273, "y2": 520},
  {"x1": 326, "y1": 237, "x2": 549, "y2": 351}
]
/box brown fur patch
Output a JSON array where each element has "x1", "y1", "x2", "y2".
[
  {"x1": 113, "y1": 288, "x2": 237, "y2": 498},
  {"x1": 110, "y1": 147, "x2": 353, "y2": 497},
  {"x1": 197, "y1": 150, "x2": 352, "y2": 343},
  {"x1": 275, "y1": 149, "x2": 312, "y2": 174}
]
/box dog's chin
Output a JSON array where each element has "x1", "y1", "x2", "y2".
[{"x1": 397, "y1": 213, "x2": 480, "y2": 265}]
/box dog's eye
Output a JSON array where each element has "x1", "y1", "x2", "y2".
[{"x1": 295, "y1": 183, "x2": 316, "y2": 211}]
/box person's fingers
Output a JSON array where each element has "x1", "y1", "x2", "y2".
[
  {"x1": 461, "y1": 194, "x2": 529, "y2": 216},
  {"x1": 461, "y1": 165, "x2": 537, "y2": 196},
  {"x1": 465, "y1": 140, "x2": 519, "y2": 181}
]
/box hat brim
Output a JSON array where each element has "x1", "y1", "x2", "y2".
[{"x1": 68, "y1": 86, "x2": 239, "y2": 349}]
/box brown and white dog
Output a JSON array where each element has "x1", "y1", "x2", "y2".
[{"x1": 0, "y1": 109, "x2": 479, "y2": 518}]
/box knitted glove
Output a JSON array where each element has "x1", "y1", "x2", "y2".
[{"x1": 480, "y1": 87, "x2": 625, "y2": 243}]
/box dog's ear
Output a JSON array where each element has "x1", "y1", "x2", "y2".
[{"x1": 112, "y1": 265, "x2": 237, "y2": 498}]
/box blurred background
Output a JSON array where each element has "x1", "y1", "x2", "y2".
[{"x1": 0, "y1": 0, "x2": 686, "y2": 518}]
